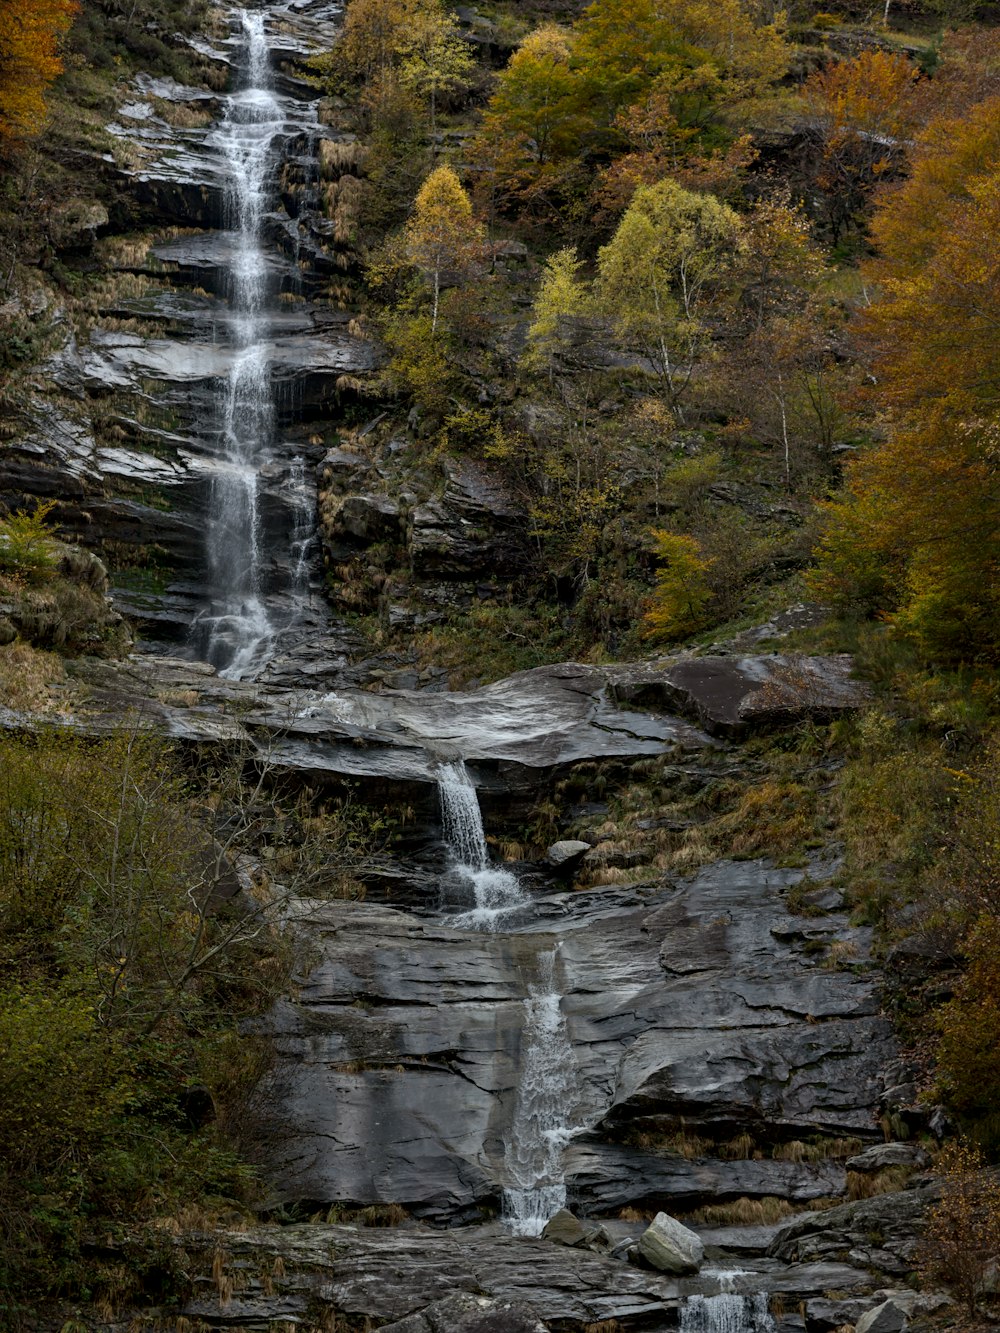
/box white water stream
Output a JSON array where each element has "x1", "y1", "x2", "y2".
[
  {"x1": 437, "y1": 760, "x2": 526, "y2": 931},
  {"x1": 501, "y1": 946, "x2": 579, "y2": 1236},
  {"x1": 679, "y1": 1292, "x2": 776, "y2": 1333},
  {"x1": 436, "y1": 762, "x2": 575, "y2": 1235},
  {"x1": 193, "y1": 9, "x2": 281, "y2": 677}
]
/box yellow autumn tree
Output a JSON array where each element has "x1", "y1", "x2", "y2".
[
  {"x1": 595, "y1": 178, "x2": 742, "y2": 415},
  {"x1": 0, "y1": 0, "x2": 78, "y2": 149},
  {"x1": 404, "y1": 164, "x2": 484, "y2": 333},
  {"x1": 643, "y1": 530, "x2": 715, "y2": 640},
  {"x1": 471, "y1": 0, "x2": 786, "y2": 221},
  {"x1": 803, "y1": 49, "x2": 919, "y2": 239},
  {"x1": 522, "y1": 246, "x2": 587, "y2": 375}
]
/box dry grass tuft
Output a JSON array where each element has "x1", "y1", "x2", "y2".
[
  {"x1": 688, "y1": 1196, "x2": 797, "y2": 1226},
  {"x1": 319, "y1": 138, "x2": 369, "y2": 177},
  {"x1": 847, "y1": 1165, "x2": 913, "y2": 1200},
  {"x1": 0, "y1": 641, "x2": 66, "y2": 711},
  {"x1": 773, "y1": 1136, "x2": 864, "y2": 1163},
  {"x1": 322, "y1": 175, "x2": 369, "y2": 245}
]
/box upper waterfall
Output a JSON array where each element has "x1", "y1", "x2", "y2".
[
  {"x1": 191, "y1": 9, "x2": 278, "y2": 675},
  {"x1": 190, "y1": 8, "x2": 312, "y2": 678}
]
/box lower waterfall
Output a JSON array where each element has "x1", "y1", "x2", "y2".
[
  {"x1": 436, "y1": 763, "x2": 576, "y2": 1235},
  {"x1": 501, "y1": 947, "x2": 578, "y2": 1236},
  {"x1": 437, "y1": 759, "x2": 525, "y2": 930},
  {"x1": 680, "y1": 1292, "x2": 776, "y2": 1333}
]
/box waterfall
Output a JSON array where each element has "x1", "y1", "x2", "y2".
[
  {"x1": 502, "y1": 947, "x2": 578, "y2": 1236},
  {"x1": 435, "y1": 766, "x2": 575, "y2": 1233},
  {"x1": 193, "y1": 9, "x2": 280, "y2": 677},
  {"x1": 437, "y1": 760, "x2": 525, "y2": 930},
  {"x1": 679, "y1": 1292, "x2": 776, "y2": 1333}
]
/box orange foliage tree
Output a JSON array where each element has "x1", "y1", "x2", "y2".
[
  {"x1": 0, "y1": 0, "x2": 78, "y2": 149},
  {"x1": 803, "y1": 49, "x2": 919, "y2": 239},
  {"x1": 813, "y1": 94, "x2": 1000, "y2": 660}
]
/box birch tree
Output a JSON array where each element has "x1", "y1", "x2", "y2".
[
  {"x1": 404, "y1": 164, "x2": 484, "y2": 333},
  {"x1": 595, "y1": 178, "x2": 741, "y2": 415}
]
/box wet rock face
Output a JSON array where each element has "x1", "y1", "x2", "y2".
[
  {"x1": 258, "y1": 855, "x2": 893, "y2": 1224},
  {"x1": 317, "y1": 446, "x2": 533, "y2": 621},
  {"x1": 0, "y1": 0, "x2": 374, "y2": 664},
  {"x1": 175, "y1": 1222, "x2": 882, "y2": 1331},
  {"x1": 768, "y1": 1186, "x2": 938, "y2": 1277},
  {"x1": 181, "y1": 1224, "x2": 687, "y2": 1329},
  {"x1": 67, "y1": 655, "x2": 716, "y2": 791}
]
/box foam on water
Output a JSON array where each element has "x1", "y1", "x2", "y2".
[
  {"x1": 501, "y1": 947, "x2": 578, "y2": 1236},
  {"x1": 437, "y1": 760, "x2": 525, "y2": 930},
  {"x1": 679, "y1": 1291, "x2": 776, "y2": 1333}
]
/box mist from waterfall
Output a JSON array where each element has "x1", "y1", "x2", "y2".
[
  {"x1": 193, "y1": 8, "x2": 279, "y2": 677},
  {"x1": 680, "y1": 1291, "x2": 776, "y2": 1333},
  {"x1": 501, "y1": 947, "x2": 578, "y2": 1237},
  {"x1": 436, "y1": 760, "x2": 525, "y2": 930}
]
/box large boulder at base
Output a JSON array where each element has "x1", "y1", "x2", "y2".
[
  {"x1": 769, "y1": 1188, "x2": 937, "y2": 1277},
  {"x1": 637, "y1": 1212, "x2": 705, "y2": 1274},
  {"x1": 855, "y1": 1298, "x2": 908, "y2": 1333}
]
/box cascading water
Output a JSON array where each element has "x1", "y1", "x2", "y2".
[
  {"x1": 434, "y1": 762, "x2": 575, "y2": 1234},
  {"x1": 501, "y1": 947, "x2": 578, "y2": 1236},
  {"x1": 436, "y1": 760, "x2": 525, "y2": 930},
  {"x1": 680, "y1": 1290, "x2": 776, "y2": 1333},
  {"x1": 192, "y1": 9, "x2": 280, "y2": 677}
]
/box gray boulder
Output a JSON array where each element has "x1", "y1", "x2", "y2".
[
  {"x1": 546, "y1": 840, "x2": 591, "y2": 869},
  {"x1": 637, "y1": 1212, "x2": 705, "y2": 1274},
  {"x1": 608, "y1": 654, "x2": 870, "y2": 737},
  {"x1": 378, "y1": 1292, "x2": 549, "y2": 1333},
  {"x1": 847, "y1": 1143, "x2": 930, "y2": 1173},
  {"x1": 335, "y1": 492, "x2": 402, "y2": 543},
  {"x1": 541, "y1": 1208, "x2": 612, "y2": 1252},
  {"x1": 855, "y1": 1298, "x2": 907, "y2": 1333}
]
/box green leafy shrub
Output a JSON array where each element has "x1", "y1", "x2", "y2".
[
  {"x1": 0, "y1": 500, "x2": 58, "y2": 581},
  {"x1": 0, "y1": 730, "x2": 300, "y2": 1307}
]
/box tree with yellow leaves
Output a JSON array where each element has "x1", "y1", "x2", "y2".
[
  {"x1": 643, "y1": 530, "x2": 715, "y2": 641},
  {"x1": 471, "y1": 0, "x2": 786, "y2": 220},
  {"x1": 522, "y1": 246, "x2": 587, "y2": 376},
  {"x1": 0, "y1": 0, "x2": 78, "y2": 149},
  {"x1": 595, "y1": 178, "x2": 741, "y2": 414},
  {"x1": 404, "y1": 164, "x2": 484, "y2": 333}
]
